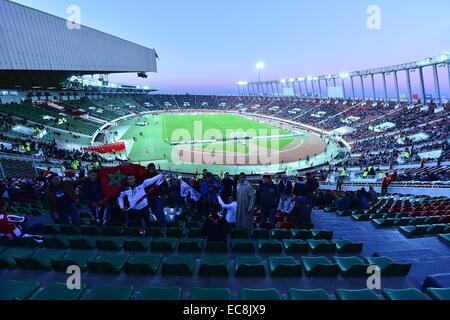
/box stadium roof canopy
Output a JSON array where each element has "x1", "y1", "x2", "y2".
[{"x1": 0, "y1": 0, "x2": 158, "y2": 89}]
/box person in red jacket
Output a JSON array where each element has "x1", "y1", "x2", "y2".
[{"x1": 0, "y1": 213, "x2": 22, "y2": 240}]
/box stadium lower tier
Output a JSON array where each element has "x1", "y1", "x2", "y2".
[{"x1": 1, "y1": 207, "x2": 449, "y2": 300}]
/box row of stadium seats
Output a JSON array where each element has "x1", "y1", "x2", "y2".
[
  {"x1": 2, "y1": 280, "x2": 448, "y2": 300},
  {"x1": 0, "y1": 247, "x2": 410, "y2": 277},
  {"x1": 39, "y1": 224, "x2": 331, "y2": 240},
  {"x1": 3, "y1": 236, "x2": 363, "y2": 254}
]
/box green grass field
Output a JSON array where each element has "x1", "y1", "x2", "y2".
[
  {"x1": 108, "y1": 112, "x2": 339, "y2": 174},
  {"x1": 115, "y1": 113, "x2": 298, "y2": 162},
  {"x1": 162, "y1": 114, "x2": 292, "y2": 143}
]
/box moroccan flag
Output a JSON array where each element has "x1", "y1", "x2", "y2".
[{"x1": 98, "y1": 163, "x2": 148, "y2": 198}]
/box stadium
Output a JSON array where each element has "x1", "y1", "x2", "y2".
[{"x1": 0, "y1": 0, "x2": 449, "y2": 308}]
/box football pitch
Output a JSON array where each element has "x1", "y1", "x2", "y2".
[
  {"x1": 161, "y1": 114, "x2": 293, "y2": 144},
  {"x1": 110, "y1": 112, "x2": 338, "y2": 174}
]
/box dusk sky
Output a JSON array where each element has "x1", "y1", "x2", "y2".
[{"x1": 12, "y1": 0, "x2": 450, "y2": 96}]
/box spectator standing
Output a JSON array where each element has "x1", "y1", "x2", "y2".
[
  {"x1": 118, "y1": 173, "x2": 165, "y2": 227},
  {"x1": 47, "y1": 173, "x2": 82, "y2": 225},
  {"x1": 201, "y1": 203, "x2": 229, "y2": 243},
  {"x1": 81, "y1": 170, "x2": 109, "y2": 226},
  {"x1": 217, "y1": 193, "x2": 237, "y2": 223},
  {"x1": 146, "y1": 163, "x2": 169, "y2": 227},
  {"x1": 236, "y1": 172, "x2": 255, "y2": 231},
  {"x1": 381, "y1": 173, "x2": 392, "y2": 195},
  {"x1": 257, "y1": 175, "x2": 280, "y2": 228},
  {"x1": 278, "y1": 176, "x2": 293, "y2": 214}
]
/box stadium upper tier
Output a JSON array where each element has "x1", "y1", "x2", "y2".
[{"x1": 0, "y1": 94, "x2": 448, "y2": 167}]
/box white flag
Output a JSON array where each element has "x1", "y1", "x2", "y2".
[{"x1": 180, "y1": 180, "x2": 201, "y2": 202}]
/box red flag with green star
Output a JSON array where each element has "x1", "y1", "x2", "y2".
[{"x1": 98, "y1": 164, "x2": 148, "y2": 198}]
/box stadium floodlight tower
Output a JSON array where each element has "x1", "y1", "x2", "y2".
[
  {"x1": 236, "y1": 81, "x2": 248, "y2": 97},
  {"x1": 256, "y1": 62, "x2": 265, "y2": 95}
]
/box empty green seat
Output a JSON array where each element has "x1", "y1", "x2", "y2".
[
  {"x1": 187, "y1": 228, "x2": 203, "y2": 239},
  {"x1": 372, "y1": 219, "x2": 395, "y2": 228},
  {"x1": 96, "y1": 237, "x2": 123, "y2": 251},
  {"x1": 43, "y1": 235, "x2": 70, "y2": 249},
  {"x1": 42, "y1": 225, "x2": 59, "y2": 235},
  {"x1": 102, "y1": 227, "x2": 123, "y2": 237},
  {"x1": 351, "y1": 214, "x2": 371, "y2": 221},
  {"x1": 125, "y1": 255, "x2": 161, "y2": 275},
  {"x1": 51, "y1": 251, "x2": 97, "y2": 272},
  {"x1": 85, "y1": 285, "x2": 133, "y2": 300},
  {"x1": 334, "y1": 256, "x2": 370, "y2": 277},
  {"x1": 438, "y1": 234, "x2": 450, "y2": 246},
  {"x1": 411, "y1": 217, "x2": 430, "y2": 225},
  {"x1": 123, "y1": 238, "x2": 151, "y2": 252},
  {"x1": 240, "y1": 288, "x2": 281, "y2": 300},
  {"x1": 399, "y1": 225, "x2": 428, "y2": 237},
  {"x1": 393, "y1": 217, "x2": 413, "y2": 226},
  {"x1": 0, "y1": 248, "x2": 35, "y2": 268},
  {"x1": 268, "y1": 256, "x2": 301, "y2": 277},
  {"x1": 162, "y1": 256, "x2": 195, "y2": 276},
  {"x1": 308, "y1": 240, "x2": 335, "y2": 254},
  {"x1": 283, "y1": 240, "x2": 309, "y2": 254},
  {"x1": 59, "y1": 225, "x2": 81, "y2": 235},
  {"x1": 199, "y1": 256, "x2": 229, "y2": 277},
  {"x1": 312, "y1": 230, "x2": 333, "y2": 240},
  {"x1": 258, "y1": 240, "x2": 282, "y2": 254},
  {"x1": 334, "y1": 240, "x2": 363, "y2": 254},
  {"x1": 20, "y1": 236, "x2": 45, "y2": 248},
  {"x1": 87, "y1": 253, "x2": 129, "y2": 274},
  {"x1": 69, "y1": 236, "x2": 97, "y2": 250},
  {"x1": 352, "y1": 209, "x2": 366, "y2": 215},
  {"x1": 252, "y1": 229, "x2": 270, "y2": 239},
  {"x1": 365, "y1": 256, "x2": 411, "y2": 276},
  {"x1": 32, "y1": 283, "x2": 86, "y2": 300},
  {"x1": 291, "y1": 229, "x2": 313, "y2": 240},
  {"x1": 147, "y1": 227, "x2": 165, "y2": 238},
  {"x1": 123, "y1": 227, "x2": 146, "y2": 237},
  {"x1": 190, "y1": 287, "x2": 231, "y2": 300},
  {"x1": 205, "y1": 242, "x2": 228, "y2": 253},
  {"x1": 426, "y1": 288, "x2": 450, "y2": 300},
  {"x1": 0, "y1": 236, "x2": 19, "y2": 247},
  {"x1": 288, "y1": 289, "x2": 330, "y2": 300},
  {"x1": 166, "y1": 227, "x2": 187, "y2": 238},
  {"x1": 369, "y1": 214, "x2": 384, "y2": 220},
  {"x1": 337, "y1": 210, "x2": 353, "y2": 217},
  {"x1": 80, "y1": 226, "x2": 102, "y2": 236},
  {"x1": 15, "y1": 249, "x2": 65, "y2": 271},
  {"x1": 335, "y1": 289, "x2": 379, "y2": 300},
  {"x1": 0, "y1": 280, "x2": 40, "y2": 300},
  {"x1": 382, "y1": 288, "x2": 430, "y2": 300},
  {"x1": 138, "y1": 287, "x2": 182, "y2": 300},
  {"x1": 151, "y1": 238, "x2": 177, "y2": 252},
  {"x1": 426, "y1": 224, "x2": 448, "y2": 235},
  {"x1": 178, "y1": 239, "x2": 203, "y2": 253},
  {"x1": 231, "y1": 240, "x2": 255, "y2": 253},
  {"x1": 271, "y1": 229, "x2": 292, "y2": 240},
  {"x1": 231, "y1": 229, "x2": 249, "y2": 239},
  {"x1": 235, "y1": 256, "x2": 265, "y2": 277},
  {"x1": 301, "y1": 256, "x2": 338, "y2": 277}
]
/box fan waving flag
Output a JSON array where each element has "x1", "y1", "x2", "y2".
[
  {"x1": 180, "y1": 180, "x2": 202, "y2": 202},
  {"x1": 98, "y1": 163, "x2": 148, "y2": 198}
]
